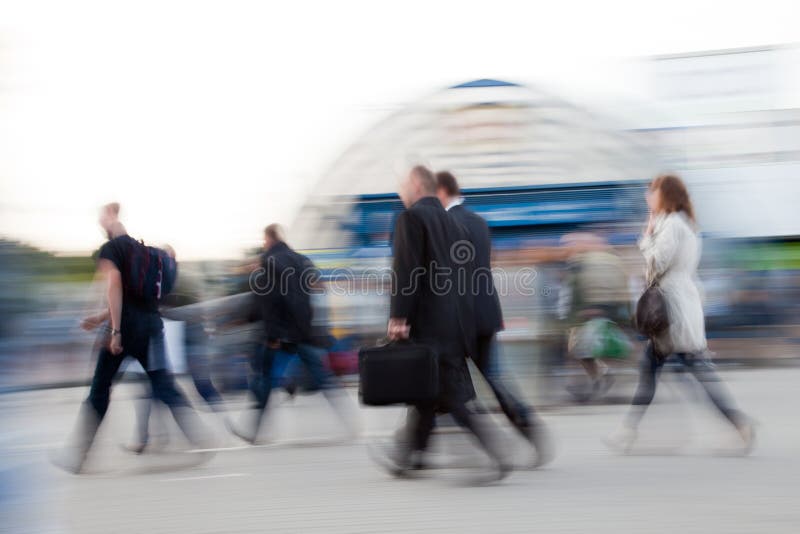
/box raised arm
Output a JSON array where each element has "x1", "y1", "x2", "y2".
[{"x1": 639, "y1": 214, "x2": 680, "y2": 282}]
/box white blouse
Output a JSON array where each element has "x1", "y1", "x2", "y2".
[{"x1": 638, "y1": 212, "x2": 707, "y2": 355}]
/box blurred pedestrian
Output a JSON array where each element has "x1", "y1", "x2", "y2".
[
  {"x1": 127, "y1": 264, "x2": 226, "y2": 454},
  {"x1": 436, "y1": 170, "x2": 553, "y2": 467},
  {"x1": 606, "y1": 175, "x2": 756, "y2": 453},
  {"x1": 228, "y1": 224, "x2": 357, "y2": 444},
  {"x1": 54, "y1": 203, "x2": 212, "y2": 473},
  {"x1": 375, "y1": 166, "x2": 509, "y2": 482},
  {"x1": 561, "y1": 233, "x2": 631, "y2": 402}
]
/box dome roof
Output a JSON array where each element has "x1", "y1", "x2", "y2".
[{"x1": 292, "y1": 79, "x2": 657, "y2": 249}]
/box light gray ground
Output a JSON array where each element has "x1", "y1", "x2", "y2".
[{"x1": 2, "y1": 368, "x2": 798, "y2": 533}]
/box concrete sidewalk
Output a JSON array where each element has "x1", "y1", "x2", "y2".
[{"x1": 3, "y1": 367, "x2": 799, "y2": 533}]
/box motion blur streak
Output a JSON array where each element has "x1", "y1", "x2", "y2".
[{"x1": 2, "y1": 8, "x2": 800, "y2": 532}]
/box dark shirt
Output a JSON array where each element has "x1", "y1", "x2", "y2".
[
  {"x1": 98, "y1": 234, "x2": 162, "y2": 360},
  {"x1": 98, "y1": 235, "x2": 158, "y2": 313}
]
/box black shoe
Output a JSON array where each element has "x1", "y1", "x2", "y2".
[
  {"x1": 122, "y1": 442, "x2": 147, "y2": 455},
  {"x1": 49, "y1": 447, "x2": 87, "y2": 475},
  {"x1": 463, "y1": 461, "x2": 512, "y2": 486},
  {"x1": 524, "y1": 420, "x2": 555, "y2": 468},
  {"x1": 367, "y1": 440, "x2": 414, "y2": 478},
  {"x1": 410, "y1": 453, "x2": 428, "y2": 471}
]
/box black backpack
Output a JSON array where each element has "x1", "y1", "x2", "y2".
[{"x1": 124, "y1": 240, "x2": 178, "y2": 303}]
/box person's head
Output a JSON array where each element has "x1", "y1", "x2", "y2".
[
  {"x1": 98, "y1": 202, "x2": 121, "y2": 238},
  {"x1": 263, "y1": 223, "x2": 285, "y2": 250},
  {"x1": 435, "y1": 170, "x2": 460, "y2": 206},
  {"x1": 647, "y1": 174, "x2": 696, "y2": 222},
  {"x1": 398, "y1": 165, "x2": 437, "y2": 208}
]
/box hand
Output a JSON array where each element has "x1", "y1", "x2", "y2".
[
  {"x1": 645, "y1": 213, "x2": 656, "y2": 236},
  {"x1": 109, "y1": 333, "x2": 123, "y2": 355},
  {"x1": 267, "y1": 339, "x2": 281, "y2": 349},
  {"x1": 80, "y1": 314, "x2": 103, "y2": 331},
  {"x1": 387, "y1": 318, "x2": 410, "y2": 340}
]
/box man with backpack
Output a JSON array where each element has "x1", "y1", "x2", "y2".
[{"x1": 54, "y1": 203, "x2": 211, "y2": 473}]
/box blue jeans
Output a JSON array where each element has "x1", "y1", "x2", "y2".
[
  {"x1": 251, "y1": 342, "x2": 332, "y2": 411},
  {"x1": 245, "y1": 341, "x2": 352, "y2": 438}
]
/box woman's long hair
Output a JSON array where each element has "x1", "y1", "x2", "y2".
[{"x1": 650, "y1": 174, "x2": 696, "y2": 224}]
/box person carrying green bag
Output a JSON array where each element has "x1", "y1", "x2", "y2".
[{"x1": 562, "y1": 233, "x2": 631, "y2": 401}]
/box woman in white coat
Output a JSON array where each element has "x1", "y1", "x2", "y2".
[{"x1": 609, "y1": 175, "x2": 755, "y2": 453}]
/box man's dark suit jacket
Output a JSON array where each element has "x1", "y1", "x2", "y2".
[
  {"x1": 448, "y1": 203, "x2": 503, "y2": 336},
  {"x1": 390, "y1": 196, "x2": 476, "y2": 404}
]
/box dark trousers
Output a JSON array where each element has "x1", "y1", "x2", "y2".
[
  {"x1": 132, "y1": 323, "x2": 223, "y2": 447},
  {"x1": 626, "y1": 341, "x2": 744, "y2": 429},
  {"x1": 248, "y1": 341, "x2": 342, "y2": 434},
  {"x1": 475, "y1": 333, "x2": 533, "y2": 432},
  {"x1": 407, "y1": 397, "x2": 501, "y2": 464},
  {"x1": 81, "y1": 329, "x2": 202, "y2": 454}
]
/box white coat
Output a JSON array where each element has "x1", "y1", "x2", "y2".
[{"x1": 638, "y1": 211, "x2": 707, "y2": 355}]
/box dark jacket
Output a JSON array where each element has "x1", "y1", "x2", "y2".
[
  {"x1": 448, "y1": 203, "x2": 503, "y2": 335},
  {"x1": 256, "y1": 241, "x2": 324, "y2": 345},
  {"x1": 390, "y1": 196, "x2": 476, "y2": 403}
]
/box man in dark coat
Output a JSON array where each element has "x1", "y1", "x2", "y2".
[
  {"x1": 230, "y1": 224, "x2": 355, "y2": 444},
  {"x1": 383, "y1": 165, "x2": 508, "y2": 481},
  {"x1": 437, "y1": 171, "x2": 554, "y2": 467}
]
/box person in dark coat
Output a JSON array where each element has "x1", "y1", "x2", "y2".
[
  {"x1": 229, "y1": 224, "x2": 356, "y2": 444},
  {"x1": 436, "y1": 171, "x2": 554, "y2": 467},
  {"x1": 381, "y1": 165, "x2": 509, "y2": 481}
]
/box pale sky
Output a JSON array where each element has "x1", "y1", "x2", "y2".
[{"x1": 1, "y1": 0, "x2": 798, "y2": 259}]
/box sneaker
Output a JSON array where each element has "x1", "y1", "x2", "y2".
[
  {"x1": 736, "y1": 421, "x2": 757, "y2": 456},
  {"x1": 603, "y1": 426, "x2": 637, "y2": 454},
  {"x1": 593, "y1": 373, "x2": 615, "y2": 399},
  {"x1": 565, "y1": 382, "x2": 592, "y2": 403}
]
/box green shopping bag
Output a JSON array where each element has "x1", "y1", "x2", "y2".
[{"x1": 590, "y1": 318, "x2": 632, "y2": 360}]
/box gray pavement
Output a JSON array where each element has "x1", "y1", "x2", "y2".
[{"x1": 2, "y1": 368, "x2": 799, "y2": 533}]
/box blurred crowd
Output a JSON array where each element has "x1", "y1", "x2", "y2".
[{"x1": 1, "y1": 215, "x2": 798, "y2": 395}]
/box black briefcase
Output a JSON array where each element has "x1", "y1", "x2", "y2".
[{"x1": 358, "y1": 340, "x2": 439, "y2": 406}]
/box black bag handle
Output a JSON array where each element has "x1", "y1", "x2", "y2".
[{"x1": 374, "y1": 337, "x2": 413, "y2": 348}]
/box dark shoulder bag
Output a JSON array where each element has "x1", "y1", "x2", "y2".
[{"x1": 634, "y1": 270, "x2": 669, "y2": 337}]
